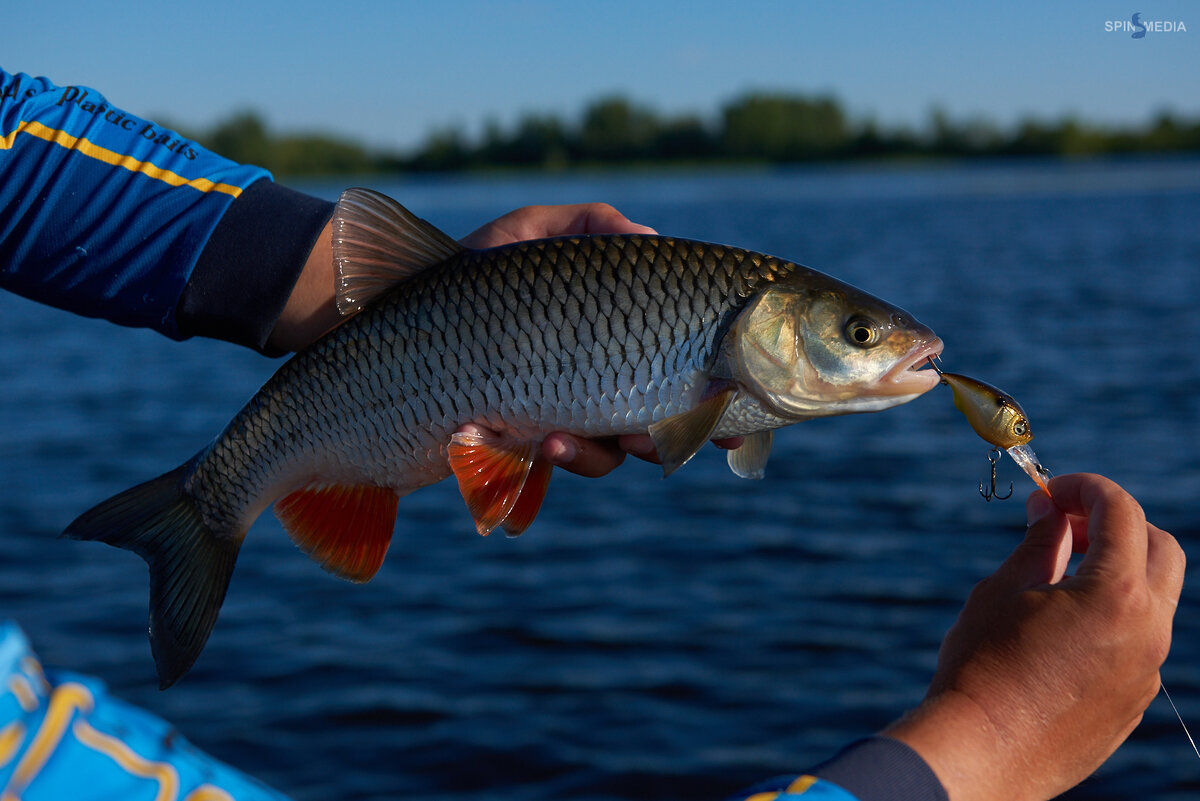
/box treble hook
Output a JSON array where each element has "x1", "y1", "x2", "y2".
[{"x1": 979, "y1": 448, "x2": 1013, "y2": 502}]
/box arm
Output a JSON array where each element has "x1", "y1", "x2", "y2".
[{"x1": 0, "y1": 69, "x2": 329, "y2": 349}]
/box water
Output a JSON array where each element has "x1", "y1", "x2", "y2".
[{"x1": 2, "y1": 157, "x2": 1199, "y2": 800}]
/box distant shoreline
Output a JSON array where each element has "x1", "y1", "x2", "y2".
[{"x1": 182, "y1": 91, "x2": 1200, "y2": 178}]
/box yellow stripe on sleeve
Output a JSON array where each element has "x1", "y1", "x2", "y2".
[
  {"x1": 184, "y1": 787, "x2": 236, "y2": 801},
  {"x1": 2, "y1": 682, "x2": 94, "y2": 801},
  {"x1": 72, "y1": 719, "x2": 180, "y2": 801},
  {"x1": 0, "y1": 120, "x2": 243, "y2": 198},
  {"x1": 786, "y1": 775, "x2": 820, "y2": 794},
  {"x1": 6, "y1": 676, "x2": 38, "y2": 714},
  {"x1": 0, "y1": 722, "x2": 25, "y2": 770}
]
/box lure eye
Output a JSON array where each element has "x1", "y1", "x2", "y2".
[
  {"x1": 1013, "y1": 419, "x2": 1029, "y2": 437},
  {"x1": 845, "y1": 317, "x2": 880, "y2": 348}
]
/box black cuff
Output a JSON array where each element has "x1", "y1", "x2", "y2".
[
  {"x1": 177, "y1": 179, "x2": 335, "y2": 354},
  {"x1": 812, "y1": 736, "x2": 948, "y2": 801}
]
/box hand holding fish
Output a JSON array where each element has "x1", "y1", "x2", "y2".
[{"x1": 885, "y1": 474, "x2": 1185, "y2": 801}]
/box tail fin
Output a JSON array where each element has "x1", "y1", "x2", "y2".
[{"x1": 63, "y1": 463, "x2": 241, "y2": 689}]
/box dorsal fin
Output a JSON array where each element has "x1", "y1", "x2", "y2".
[{"x1": 332, "y1": 187, "x2": 466, "y2": 316}]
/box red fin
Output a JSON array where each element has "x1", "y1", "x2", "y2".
[
  {"x1": 274, "y1": 484, "x2": 399, "y2": 583},
  {"x1": 447, "y1": 430, "x2": 553, "y2": 537},
  {"x1": 496, "y1": 453, "x2": 553, "y2": 537}
]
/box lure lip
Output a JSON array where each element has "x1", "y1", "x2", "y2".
[{"x1": 1007, "y1": 443, "x2": 1052, "y2": 496}]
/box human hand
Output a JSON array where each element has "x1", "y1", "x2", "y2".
[
  {"x1": 459, "y1": 202, "x2": 741, "y2": 478},
  {"x1": 885, "y1": 473, "x2": 1185, "y2": 801}
]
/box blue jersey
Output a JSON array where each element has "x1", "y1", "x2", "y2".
[{"x1": 0, "y1": 68, "x2": 333, "y2": 351}]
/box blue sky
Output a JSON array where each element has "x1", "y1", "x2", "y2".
[{"x1": 7, "y1": 1, "x2": 1198, "y2": 151}]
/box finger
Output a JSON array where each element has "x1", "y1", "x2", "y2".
[
  {"x1": 575, "y1": 203, "x2": 658, "y2": 236},
  {"x1": 1044, "y1": 474, "x2": 1149, "y2": 580},
  {"x1": 992, "y1": 489, "x2": 1073, "y2": 587},
  {"x1": 617, "y1": 434, "x2": 743, "y2": 464},
  {"x1": 543, "y1": 432, "x2": 627, "y2": 478},
  {"x1": 460, "y1": 203, "x2": 656, "y2": 248},
  {"x1": 1066, "y1": 513, "x2": 1090, "y2": 553},
  {"x1": 617, "y1": 434, "x2": 662, "y2": 465},
  {"x1": 1145, "y1": 523, "x2": 1186, "y2": 605}
]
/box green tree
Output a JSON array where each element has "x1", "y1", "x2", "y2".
[
  {"x1": 652, "y1": 114, "x2": 717, "y2": 160},
  {"x1": 206, "y1": 111, "x2": 273, "y2": 168},
  {"x1": 274, "y1": 135, "x2": 375, "y2": 175},
  {"x1": 576, "y1": 96, "x2": 658, "y2": 161},
  {"x1": 721, "y1": 92, "x2": 849, "y2": 161},
  {"x1": 408, "y1": 127, "x2": 472, "y2": 171},
  {"x1": 481, "y1": 113, "x2": 570, "y2": 168}
]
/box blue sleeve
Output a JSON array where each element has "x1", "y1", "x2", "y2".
[
  {"x1": 728, "y1": 737, "x2": 948, "y2": 801},
  {"x1": 0, "y1": 68, "x2": 333, "y2": 351}
]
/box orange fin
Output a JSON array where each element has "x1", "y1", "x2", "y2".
[
  {"x1": 447, "y1": 430, "x2": 553, "y2": 537},
  {"x1": 274, "y1": 483, "x2": 399, "y2": 583}
]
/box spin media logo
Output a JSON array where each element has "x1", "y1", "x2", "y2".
[{"x1": 1105, "y1": 11, "x2": 1187, "y2": 37}]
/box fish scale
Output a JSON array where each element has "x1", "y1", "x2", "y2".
[{"x1": 64, "y1": 187, "x2": 942, "y2": 687}]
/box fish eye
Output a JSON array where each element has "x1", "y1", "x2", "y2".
[{"x1": 844, "y1": 317, "x2": 880, "y2": 348}]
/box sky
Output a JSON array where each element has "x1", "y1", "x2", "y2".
[{"x1": 6, "y1": 1, "x2": 1199, "y2": 152}]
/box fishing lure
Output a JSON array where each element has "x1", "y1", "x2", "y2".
[{"x1": 928, "y1": 358, "x2": 1051, "y2": 497}]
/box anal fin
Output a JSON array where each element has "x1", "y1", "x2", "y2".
[
  {"x1": 447, "y1": 430, "x2": 553, "y2": 537},
  {"x1": 274, "y1": 484, "x2": 399, "y2": 582}
]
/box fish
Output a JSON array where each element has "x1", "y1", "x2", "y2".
[
  {"x1": 935, "y1": 369, "x2": 1051, "y2": 494},
  {"x1": 65, "y1": 187, "x2": 944, "y2": 687}
]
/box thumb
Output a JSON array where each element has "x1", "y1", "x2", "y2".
[{"x1": 996, "y1": 492, "x2": 1073, "y2": 587}]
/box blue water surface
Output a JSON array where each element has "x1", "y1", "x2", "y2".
[{"x1": 1, "y1": 157, "x2": 1198, "y2": 800}]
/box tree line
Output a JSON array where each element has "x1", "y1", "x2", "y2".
[{"x1": 191, "y1": 91, "x2": 1200, "y2": 176}]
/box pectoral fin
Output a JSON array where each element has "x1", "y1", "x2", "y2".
[
  {"x1": 647, "y1": 384, "x2": 737, "y2": 477},
  {"x1": 447, "y1": 430, "x2": 553, "y2": 537},
  {"x1": 726, "y1": 430, "x2": 773, "y2": 480}
]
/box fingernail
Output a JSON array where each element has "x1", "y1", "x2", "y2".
[
  {"x1": 1025, "y1": 492, "x2": 1056, "y2": 527},
  {"x1": 546, "y1": 438, "x2": 575, "y2": 465}
]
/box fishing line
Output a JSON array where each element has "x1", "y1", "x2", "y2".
[{"x1": 1160, "y1": 680, "x2": 1200, "y2": 761}]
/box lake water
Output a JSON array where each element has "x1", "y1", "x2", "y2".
[{"x1": 2, "y1": 157, "x2": 1199, "y2": 800}]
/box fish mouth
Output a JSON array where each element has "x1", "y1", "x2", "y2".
[{"x1": 882, "y1": 337, "x2": 945, "y2": 394}]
